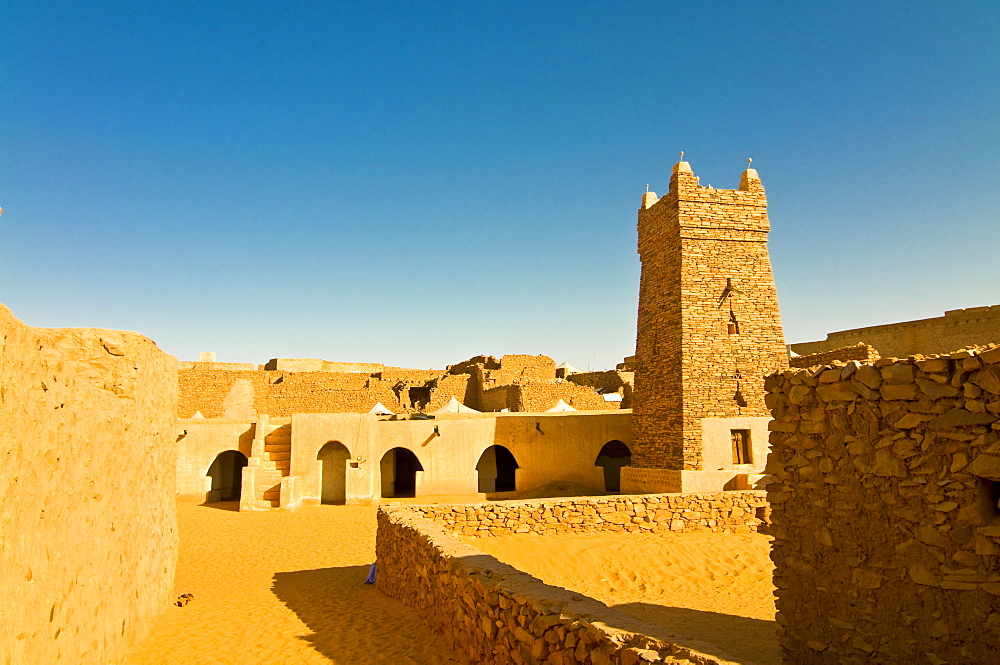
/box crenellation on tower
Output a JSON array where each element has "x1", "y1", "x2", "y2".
[{"x1": 625, "y1": 157, "x2": 787, "y2": 492}]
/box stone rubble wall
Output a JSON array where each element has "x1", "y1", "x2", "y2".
[
  {"x1": 405, "y1": 492, "x2": 768, "y2": 537},
  {"x1": 376, "y1": 505, "x2": 758, "y2": 665},
  {"x1": 765, "y1": 346, "x2": 1000, "y2": 663},
  {"x1": 790, "y1": 304, "x2": 1000, "y2": 359},
  {"x1": 517, "y1": 382, "x2": 612, "y2": 413},
  {"x1": 567, "y1": 370, "x2": 634, "y2": 408},
  {"x1": 0, "y1": 303, "x2": 179, "y2": 664},
  {"x1": 789, "y1": 342, "x2": 880, "y2": 369}
]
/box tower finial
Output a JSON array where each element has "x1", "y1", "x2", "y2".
[
  {"x1": 747, "y1": 157, "x2": 752, "y2": 169},
  {"x1": 679, "y1": 151, "x2": 684, "y2": 161},
  {"x1": 645, "y1": 184, "x2": 649, "y2": 193}
]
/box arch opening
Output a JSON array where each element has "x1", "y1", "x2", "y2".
[
  {"x1": 206, "y1": 450, "x2": 249, "y2": 502},
  {"x1": 317, "y1": 441, "x2": 351, "y2": 505},
  {"x1": 476, "y1": 445, "x2": 519, "y2": 493},
  {"x1": 595, "y1": 440, "x2": 631, "y2": 493},
  {"x1": 379, "y1": 447, "x2": 424, "y2": 498}
]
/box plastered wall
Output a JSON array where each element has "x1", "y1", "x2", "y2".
[
  {"x1": 0, "y1": 304, "x2": 179, "y2": 664},
  {"x1": 791, "y1": 304, "x2": 1000, "y2": 359},
  {"x1": 765, "y1": 347, "x2": 1000, "y2": 662},
  {"x1": 632, "y1": 162, "x2": 787, "y2": 473},
  {"x1": 178, "y1": 411, "x2": 633, "y2": 505}
]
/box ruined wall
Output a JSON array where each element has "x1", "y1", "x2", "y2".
[
  {"x1": 567, "y1": 369, "x2": 634, "y2": 408},
  {"x1": 791, "y1": 304, "x2": 1000, "y2": 359},
  {"x1": 477, "y1": 382, "x2": 611, "y2": 412},
  {"x1": 789, "y1": 342, "x2": 879, "y2": 369},
  {"x1": 179, "y1": 354, "x2": 591, "y2": 417},
  {"x1": 632, "y1": 161, "x2": 787, "y2": 471},
  {"x1": 402, "y1": 492, "x2": 767, "y2": 536},
  {"x1": 178, "y1": 367, "x2": 443, "y2": 417},
  {"x1": 480, "y1": 384, "x2": 520, "y2": 412},
  {"x1": 0, "y1": 304, "x2": 178, "y2": 664},
  {"x1": 376, "y1": 505, "x2": 750, "y2": 665},
  {"x1": 765, "y1": 347, "x2": 1000, "y2": 663},
  {"x1": 517, "y1": 381, "x2": 610, "y2": 412}
]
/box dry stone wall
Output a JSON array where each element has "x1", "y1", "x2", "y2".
[
  {"x1": 0, "y1": 304, "x2": 179, "y2": 664},
  {"x1": 377, "y1": 505, "x2": 759, "y2": 665},
  {"x1": 405, "y1": 492, "x2": 768, "y2": 537},
  {"x1": 789, "y1": 342, "x2": 879, "y2": 369},
  {"x1": 765, "y1": 346, "x2": 1000, "y2": 663}
]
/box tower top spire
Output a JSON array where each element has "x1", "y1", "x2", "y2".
[
  {"x1": 673, "y1": 150, "x2": 692, "y2": 175},
  {"x1": 740, "y1": 157, "x2": 761, "y2": 190}
]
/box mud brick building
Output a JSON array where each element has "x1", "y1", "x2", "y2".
[{"x1": 624, "y1": 159, "x2": 788, "y2": 492}]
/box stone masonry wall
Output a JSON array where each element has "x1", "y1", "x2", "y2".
[
  {"x1": 376, "y1": 504, "x2": 761, "y2": 665},
  {"x1": 567, "y1": 370, "x2": 634, "y2": 408},
  {"x1": 633, "y1": 162, "x2": 787, "y2": 472},
  {"x1": 401, "y1": 492, "x2": 768, "y2": 536},
  {"x1": 0, "y1": 303, "x2": 179, "y2": 664},
  {"x1": 517, "y1": 382, "x2": 609, "y2": 412},
  {"x1": 790, "y1": 304, "x2": 1000, "y2": 359},
  {"x1": 765, "y1": 346, "x2": 1000, "y2": 663},
  {"x1": 789, "y1": 342, "x2": 880, "y2": 369}
]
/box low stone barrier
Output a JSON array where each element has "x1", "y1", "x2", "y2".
[
  {"x1": 403, "y1": 492, "x2": 767, "y2": 537},
  {"x1": 376, "y1": 504, "x2": 758, "y2": 664}
]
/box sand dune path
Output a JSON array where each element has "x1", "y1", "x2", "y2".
[{"x1": 126, "y1": 501, "x2": 462, "y2": 665}]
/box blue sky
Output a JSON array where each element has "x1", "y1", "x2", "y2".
[{"x1": 2, "y1": 2, "x2": 997, "y2": 369}]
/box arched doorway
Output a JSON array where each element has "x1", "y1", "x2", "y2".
[
  {"x1": 476, "y1": 445, "x2": 519, "y2": 493},
  {"x1": 206, "y1": 450, "x2": 249, "y2": 502},
  {"x1": 379, "y1": 448, "x2": 424, "y2": 498},
  {"x1": 595, "y1": 440, "x2": 631, "y2": 492},
  {"x1": 317, "y1": 441, "x2": 350, "y2": 505}
]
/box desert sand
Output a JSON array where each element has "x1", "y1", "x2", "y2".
[
  {"x1": 128, "y1": 501, "x2": 776, "y2": 665},
  {"x1": 126, "y1": 501, "x2": 461, "y2": 665},
  {"x1": 467, "y1": 531, "x2": 779, "y2": 665}
]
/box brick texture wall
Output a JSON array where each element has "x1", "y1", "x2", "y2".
[
  {"x1": 0, "y1": 304, "x2": 178, "y2": 664},
  {"x1": 632, "y1": 162, "x2": 788, "y2": 471},
  {"x1": 765, "y1": 346, "x2": 1000, "y2": 662},
  {"x1": 790, "y1": 304, "x2": 1000, "y2": 359}
]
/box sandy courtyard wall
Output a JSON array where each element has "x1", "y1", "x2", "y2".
[
  {"x1": 0, "y1": 304, "x2": 179, "y2": 664},
  {"x1": 376, "y1": 502, "x2": 762, "y2": 664},
  {"x1": 765, "y1": 348, "x2": 1000, "y2": 662}
]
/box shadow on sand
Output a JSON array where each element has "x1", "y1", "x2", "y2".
[
  {"x1": 199, "y1": 500, "x2": 241, "y2": 512},
  {"x1": 272, "y1": 565, "x2": 460, "y2": 664},
  {"x1": 612, "y1": 602, "x2": 780, "y2": 665}
]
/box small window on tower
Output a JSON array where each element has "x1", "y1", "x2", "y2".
[
  {"x1": 728, "y1": 311, "x2": 740, "y2": 335},
  {"x1": 732, "y1": 429, "x2": 752, "y2": 465}
]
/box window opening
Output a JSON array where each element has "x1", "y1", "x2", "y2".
[{"x1": 731, "y1": 429, "x2": 752, "y2": 465}]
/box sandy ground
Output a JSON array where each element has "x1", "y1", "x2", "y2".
[
  {"x1": 126, "y1": 501, "x2": 461, "y2": 665},
  {"x1": 127, "y1": 501, "x2": 776, "y2": 665},
  {"x1": 467, "y1": 531, "x2": 779, "y2": 665}
]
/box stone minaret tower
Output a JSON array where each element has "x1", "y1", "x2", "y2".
[{"x1": 626, "y1": 158, "x2": 787, "y2": 490}]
